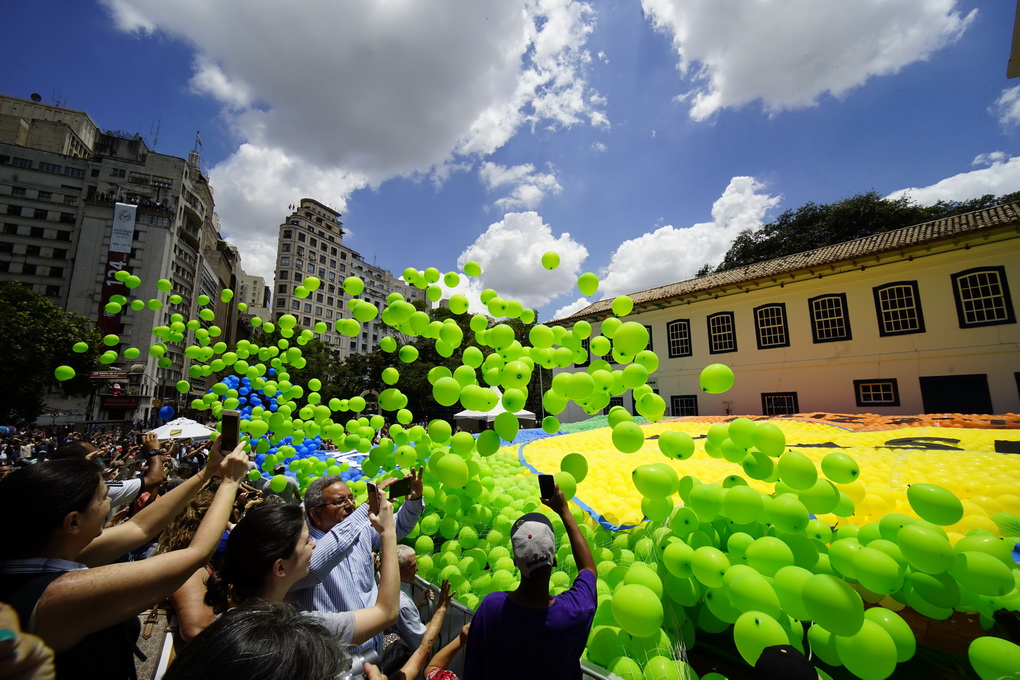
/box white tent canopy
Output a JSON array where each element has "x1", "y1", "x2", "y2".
[
  {"x1": 454, "y1": 386, "x2": 535, "y2": 432},
  {"x1": 150, "y1": 417, "x2": 216, "y2": 442}
]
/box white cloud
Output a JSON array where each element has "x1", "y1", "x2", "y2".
[
  {"x1": 990, "y1": 85, "x2": 1020, "y2": 128},
  {"x1": 100, "y1": 0, "x2": 603, "y2": 278},
  {"x1": 886, "y1": 154, "x2": 1020, "y2": 206},
  {"x1": 453, "y1": 211, "x2": 588, "y2": 309},
  {"x1": 210, "y1": 144, "x2": 369, "y2": 281},
  {"x1": 479, "y1": 162, "x2": 563, "y2": 210},
  {"x1": 597, "y1": 176, "x2": 780, "y2": 297},
  {"x1": 641, "y1": 0, "x2": 976, "y2": 121},
  {"x1": 591, "y1": 142, "x2": 607, "y2": 153},
  {"x1": 552, "y1": 297, "x2": 591, "y2": 320}
]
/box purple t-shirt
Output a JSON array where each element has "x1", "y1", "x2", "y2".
[{"x1": 463, "y1": 570, "x2": 597, "y2": 680}]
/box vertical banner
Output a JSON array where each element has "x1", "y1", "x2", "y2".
[{"x1": 99, "y1": 202, "x2": 136, "y2": 335}]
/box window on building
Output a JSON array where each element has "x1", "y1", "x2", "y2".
[
  {"x1": 318, "y1": 268, "x2": 325, "y2": 277},
  {"x1": 294, "y1": 272, "x2": 302, "y2": 282},
  {"x1": 341, "y1": 251, "x2": 348, "y2": 260},
  {"x1": 55, "y1": 230, "x2": 71, "y2": 241},
  {"x1": 316, "y1": 293, "x2": 324, "y2": 303},
  {"x1": 13, "y1": 158, "x2": 32, "y2": 169},
  {"x1": 39, "y1": 162, "x2": 61, "y2": 174},
  {"x1": 277, "y1": 284, "x2": 288, "y2": 294},
  {"x1": 109, "y1": 168, "x2": 126, "y2": 178},
  {"x1": 707, "y1": 312, "x2": 737, "y2": 354},
  {"x1": 304, "y1": 303, "x2": 312, "y2": 313},
  {"x1": 326, "y1": 310, "x2": 333, "y2": 319},
  {"x1": 52, "y1": 248, "x2": 67, "y2": 259},
  {"x1": 310, "y1": 238, "x2": 317, "y2": 247},
  {"x1": 350, "y1": 340, "x2": 358, "y2": 350},
  {"x1": 23, "y1": 264, "x2": 37, "y2": 275},
  {"x1": 49, "y1": 266, "x2": 64, "y2": 277},
  {"x1": 45, "y1": 285, "x2": 60, "y2": 297},
  {"x1": 330, "y1": 259, "x2": 337, "y2": 268},
  {"x1": 951, "y1": 266, "x2": 1015, "y2": 328},
  {"x1": 670, "y1": 395, "x2": 699, "y2": 417},
  {"x1": 276, "y1": 299, "x2": 285, "y2": 308},
  {"x1": 873, "y1": 282, "x2": 925, "y2": 336},
  {"x1": 754, "y1": 303, "x2": 790, "y2": 349},
  {"x1": 295, "y1": 259, "x2": 304, "y2": 268},
  {"x1": 304, "y1": 316, "x2": 312, "y2": 326},
  {"x1": 29, "y1": 227, "x2": 44, "y2": 238},
  {"x1": 279, "y1": 270, "x2": 289, "y2": 280},
  {"x1": 59, "y1": 212, "x2": 74, "y2": 224},
  {"x1": 297, "y1": 246, "x2": 305, "y2": 256},
  {"x1": 280, "y1": 257, "x2": 290, "y2": 266},
  {"x1": 604, "y1": 396, "x2": 625, "y2": 416},
  {"x1": 327, "y1": 296, "x2": 334, "y2": 306},
  {"x1": 319, "y1": 255, "x2": 326, "y2": 265},
  {"x1": 854, "y1": 379, "x2": 900, "y2": 407},
  {"x1": 315, "y1": 306, "x2": 323, "y2": 315},
  {"x1": 26, "y1": 245, "x2": 41, "y2": 257},
  {"x1": 282, "y1": 243, "x2": 291, "y2": 253},
  {"x1": 5, "y1": 205, "x2": 20, "y2": 216},
  {"x1": 331, "y1": 247, "x2": 338, "y2": 256},
  {"x1": 291, "y1": 300, "x2": 300, "y2": 310},
  {"x1": 0, "y1": 262, "x2": 8, "y2": 273},
  {"x1": 577, "y1": 338, "x2": 591, "y2": 367},
  {"x1": 328, "y1": 272, "x2": 336, "y2": 281},
  {"x1": 762, "y1": 392, "x2": 799, "y2": 416},
  {"x1": 808, "y1": 293, "x2": 852, "y2": 343},
  {"x1": 33, "y1": 208, "x2": 47, "y2": 220},
  {"x1": 0, "y1": 243, "x2": 11, "y2": 253},
  {"x1": 307, "y1": 263, "x2": 315, "y2": 273},
  {"x1": 339, "y1": 264, "x2": 346, "y2": 273},
  {"x1": 298, "y1": 233, "x2": 306, "y2": 242},
  {"x1": 283, "y1": 229, "x2": 292, "y2": 239}
]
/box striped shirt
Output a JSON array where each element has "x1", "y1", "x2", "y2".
[{"x1": 287, "y1": 498, "x2": 424, "y2": 655}]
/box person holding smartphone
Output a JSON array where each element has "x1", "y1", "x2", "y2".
[
  {"x1": 462, "y1": 483, "x2": 597, "y2": 680},
  {"x1": 288, "y1": 468, "x2": 426, "y2": 659}
]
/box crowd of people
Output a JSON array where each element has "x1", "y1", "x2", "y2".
[{"x1": 0, "y1": 424, "x2": 602, "y2": 680}]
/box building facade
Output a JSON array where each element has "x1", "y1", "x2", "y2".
[
  {"x1": 553, "y1": 203, "x2": 1020, "y2": 420},
  {"x1": 0, "y1": 93, "x2": 242, "y2": 424},
  {"x1": 272, "y1": 198, "x2": 425, "y2": 359}
]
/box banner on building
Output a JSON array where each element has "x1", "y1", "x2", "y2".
[{"x1": 99, "y1": 203, "x2": 136, "y2": 335}]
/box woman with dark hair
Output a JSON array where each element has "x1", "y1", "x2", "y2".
[
  {"x1": 162, "y1": 601, "x2": 350, "y2": 680},
  {"x1": 0, "y1": 436, "x2": 248, "y2": 680},
  {"x1": 205, "y1": 489, "x2": 399, "y2": 651},
  {"x1": 154, "y1": 490, "x2": 217, "y2": 642}
]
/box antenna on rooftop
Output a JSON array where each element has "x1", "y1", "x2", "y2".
[{"x1": 150, "y1": 119, "x2": 161, "y2": 151}]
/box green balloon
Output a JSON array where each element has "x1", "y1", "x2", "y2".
[
  {"x1": 728, "y1": 571, "x2": 783, "y2": 619},
  {"x1": 777, "y1": 449, "x2": 817, "y2": 490},
  {"x1": 493, "y1": 412, "x2": 519, "y2": 442},
  {"x1": 768, "y1": 494, "x2": 809, "y2": 533},
  {"x1": 700, "y1": 363, "x2": 734, "y2": 393},
  {"x1": 951, "y1": 550, "x2": 1015, "y2": 597},
  {"x1": 745, "y1": 536, "x2": 794, "y2": 577},
  {"x1": 833, "y1": 619, "x2": 898, "y2": 680},
  {"x1": 611, "y1": 421, "x2": 644, "y2": 453},
  {"x1": 722, "y1": 485, "x2": 764, "y2": 524},
  {"x1": 773, "y1": 566, "x2": 814, "y2": 620},
  {"x1": 641, "y1": 496, "x2": 673, "y2": 522},
  {"x1": 907, "y1": 483, "x2": 964, "y2": 526},
  {"x1": 54, "y1": 365, "x2": 76, "y2": 381},
  {"x1": 968, "y1": 636, "x2": 1020, "y2": 680},
  {"x1": 577, "y1": 272, "x2": 599, "y2": 297},
  {"x1": 658, "y1": 430, "x2": 695, "y2": 460},
  {"x1": 802, "y1": 574, "x2": 864, "y2": 636},
  {"x1": 607, "y1": 656, "x2": 643, "y2": 680},
  {"x1": 398, "y1": 345, "x2": 419, "y2": 363},
  {"x1": 611, "y1": 295, "x2": 634, "y2": 317},
  {"x1": 821, "y1": 451, "x2": 860, "y2": 484},
  {"x1": 631, "y1": 463, "x2": 679, "y2": 498},
  {"x1": 852, "y1": 546, "x2": 904, "y2": 594},
  {"x1": 897, "y1": 524, "x2": 956, "y2": 574},
  {"x1": 864, "y1": 607, "x2": 916, "y2": 663},
  {"x1": 751, "y1": 422, "x2": 786, "y2": 456},
  {"x1": 611, "y1": 583, "x2": 663, "y2": 638},
  {"x1": 691, "y1": 546, "x2": 729, "y2": 588},
  {"x1": 554, "y1": 470, "x2": 577, "y2": 500},
  {"x1": 733, "y1": 611, "x2": 789, "y2": 666},
  {"x1": 541, "y1": 251, "x2": 560, "y2": 270},
  {"x1": 662, "y1": 540, "x2": 695, "y2": 578},
  {"x1": 688, "y1": 483, "x2": 724, "y2": 521},
  {"x1": 269, "y1": 475, "x2": 288, "y2": 493},
  {"x1": 560, "y1": 452, "x2": 588, "y2": 482}
]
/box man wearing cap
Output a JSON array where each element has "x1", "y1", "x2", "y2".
[{"x1": 463, "y1": 483, "x2": 596, "y2": 680}]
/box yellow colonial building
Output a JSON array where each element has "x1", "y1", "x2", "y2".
[{"x1": 553, "y1": 202, "x2": 1020, "y2": 418}]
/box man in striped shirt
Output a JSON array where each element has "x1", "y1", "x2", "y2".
[{"x1": 288, "y1": 469, "x2": 425, "y2": 657}]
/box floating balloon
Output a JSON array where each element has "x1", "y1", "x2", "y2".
[
  {"x1": 907, "y1": 483, "x2": 964, "y2": 526},
  {"x1": 733, "y1": 611, "x2": 789, "y2": 666},
  {"x1": 803, "y1": 574, "x2": 864, "y2": 636},
  {"x1": 560, "y1": 453, "x2": 588, "y2": 483},
  {"x1": 611, "y1": 584, "x2": 663, "y2": 638},
  {"x1": 699, "y1": 363, "x2": 734, "y2": 393},
  {"x1": 968, "y1": 636, "x2": 1020, "y2": 680},
  {"x1": 54, "y1": 365, "x2": 75, "y2": 381}
]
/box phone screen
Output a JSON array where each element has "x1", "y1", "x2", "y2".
[
  {"x1": 367, "y1": 482, "x2": 380, "y2": 515},
  {"x1": 220, "y1": 410, "x2": 241, "y2": 451},
  {"x1": 388, "y1": 477, "x2": 413, "y2": 499},
  {"x1": 539, "y1": 474, "x2": 555, "y2": 499}
]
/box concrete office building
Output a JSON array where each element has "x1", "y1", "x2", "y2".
[
  {"x1": 272, "y1": 198, "x2": 424, "y2": 359},
  {"x1": 552, "y1": 202, "x2": 1020, "y2": 420},
  {"x1": 0, "y1": 93, "x2": 242, "y2": 424}
]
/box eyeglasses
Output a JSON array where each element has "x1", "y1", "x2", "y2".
[{"x1": 319, "y1": 495, "x2": 355, "y2": 509}]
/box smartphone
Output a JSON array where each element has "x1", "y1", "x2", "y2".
[
  {"x1": 388, "y1": 477, "x2": 413, "y2": 499},
  {"x1": 220, "y1": 410, "x2": 241, "y2": 451},
  {"x1": 366, "y1": 482, "x2": 380, "y2": 515},
  {"x1": 538, "y1": 474, "x2": 555, "y2": 499}
]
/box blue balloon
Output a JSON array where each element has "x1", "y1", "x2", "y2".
[{"x1": 159, "y1": 406, "x2": 175, "y2": 420}]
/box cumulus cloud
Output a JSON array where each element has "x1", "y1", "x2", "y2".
[
  {"x1": 886, "y1": 154, "x2": 1020, "y2": 205},
  {"x1": 479, "y1": 162, "x2": 563, "y2": 210},
  {"x1": 209, "y1": 144, "x2": 369, "y2": 279},
  {"x1": 452, "y1": 211, "x2": 588, "y2": 310},
  {"x1": 597, "y1": 176, "x2": 780, "y2": 297},
  {"x1": 990, "y1": 85, "x2": 1020, "y2": 127},
  {"x1": 100, "y1": 0, "x2": 603, "y2": 281},
  {"x1": 552, "y1": 297, "x2": 592, "y2": 320},
  {"x1": 641, "y1": 0, "x2": 976, "y2": 120}
]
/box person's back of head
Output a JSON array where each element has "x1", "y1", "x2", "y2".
[
  {"x1": 163, "y1": 601, "x2": 351, "y2": 680},
  {"x1": 0, "y1": 457, "x2": 102, "y2": 559},
  {"x1": 755, "y1": 645, "x2": 819, "y2": 680},
  {"x1": 50, "y1": 441, "x2": 95, "y2": 460},
  {"x1": 511, "y1": 512, "x2": 557, "y2": 581}
]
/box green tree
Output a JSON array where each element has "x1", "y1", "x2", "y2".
[
  {"x1": 715, "y1": 191, "x2": 1020, "y2": 273},
  {"x1": 0, "y1": 282, "x2": 100, "y2": 425}
]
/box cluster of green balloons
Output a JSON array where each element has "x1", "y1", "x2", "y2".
[{"x1": 55, "y1": 254, "x2": 1020, "y2": 680}]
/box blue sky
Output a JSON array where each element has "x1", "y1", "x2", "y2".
[{"x1": 6, "y1": 0, "x2": 1019, "y2": 323}]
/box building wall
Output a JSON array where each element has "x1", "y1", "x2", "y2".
[{"x1": 557, "y1": 232, "x2": 1020, "y2": 420}]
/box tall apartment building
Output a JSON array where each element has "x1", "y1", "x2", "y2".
[
  {"x1": 0, "y1": 93, "x2": 242, "y2": 424},
  {"x1": 272, "y1": 198, "x2": 425, "y2": 359},
  {"x1": 237, "y1": 269, "x2": 271, "y2": 319}
]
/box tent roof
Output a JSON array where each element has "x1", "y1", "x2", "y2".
[{"x1": 454, "y1": 386, "x2": 535, "y2": 421}]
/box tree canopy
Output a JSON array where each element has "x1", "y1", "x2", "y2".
[
  {"x1": 715, "y1": 191, "x2": 1020, "y2": 273},
  {"x1": 0, "y1": 282, "x2": 100, "y2": 425}
]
